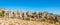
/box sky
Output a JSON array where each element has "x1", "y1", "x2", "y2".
[{"x1": 0, "y1": 0, "x2": 60, "y2": 14}]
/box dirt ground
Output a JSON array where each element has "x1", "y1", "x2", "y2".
[{"x1": 0, "y1": 18, "x2": 59, "y2": 25}]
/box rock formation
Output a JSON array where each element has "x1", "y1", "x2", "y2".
[{"x1": 0, "y1": 9, "x2": 60, "y2": 23}]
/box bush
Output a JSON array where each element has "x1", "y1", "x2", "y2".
[
  {"x1": 0, "y1": 12, "x2": 4, "y2": 17},
  {"x1": 25, "y1": 17, "x2": 30, "y2": 20},
  {"x1": 10, "y1": 17, "x2": 15, "y2": 19},
  {"x1": 31, "y1": 18, "x2": 37, "y2": 21},
  {"x1": 40, "y1": 19, "x2": 46, "y2": 21}
]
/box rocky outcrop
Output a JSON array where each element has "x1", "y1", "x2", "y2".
[{"x1": 0, "y1": 9, "x2": 60, "y2": 23}]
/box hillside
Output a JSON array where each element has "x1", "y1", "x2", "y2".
[{"x1": 0, "y1": 9, "x2": 60, "y2": 25}]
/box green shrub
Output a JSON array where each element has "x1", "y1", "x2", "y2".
[
  {"x1": 0, "y1": 12, "x2": 4, "y2": 17},
  {"x1": 10, "y1": 17, "x2": 15, "y2": 19},
  {"x1": 25, "y1": 17, "x2": 30, "y2": 20}
]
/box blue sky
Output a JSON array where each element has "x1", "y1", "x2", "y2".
[{"x1": 0, "y1": 0, "x2": 60, "y2": 14}]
